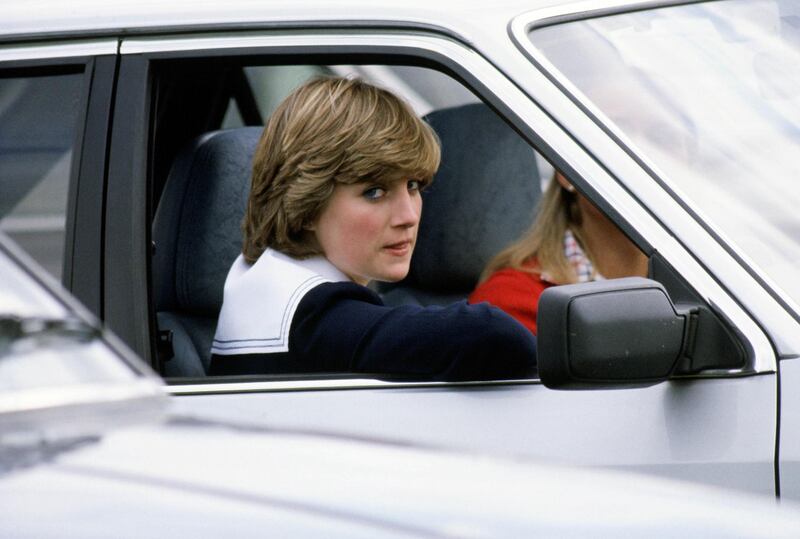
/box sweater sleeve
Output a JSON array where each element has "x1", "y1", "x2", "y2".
[
  {"x1": 289, "y1": 282, "x2": 537, "y2": 381},
  {"x1": 468, "y1": 268, "x2": 550, "y2": 335}
]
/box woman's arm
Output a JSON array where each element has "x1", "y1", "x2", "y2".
[{"x1": 290, "y1": 282, "x2": 537, "y2": 381}]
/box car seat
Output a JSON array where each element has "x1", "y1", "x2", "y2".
[
  {"x1": 152, "y1": 127, "x2": 262, "y2": 377},
  {"x1": 379, "y1": 103, "x2": 541, "y2": 306}
]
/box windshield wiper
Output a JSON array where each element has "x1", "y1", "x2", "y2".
[{"x1": 0, "y1": 315, "x2": 101, "y2": 356}]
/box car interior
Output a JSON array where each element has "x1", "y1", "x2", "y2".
[{"x1": 150, "y1": 61, "x2": 544, "y2": 378}]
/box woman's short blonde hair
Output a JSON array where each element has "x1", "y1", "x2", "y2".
[{"x1": 242, "y1": 76, "x2": 441, "y2": 263}]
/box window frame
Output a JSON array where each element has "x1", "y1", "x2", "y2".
[
  {"x1": 105, "y1": 28, "x2": 773, "y2": 395},
  {"x1": 0, "y1": 40, "x2": 117, "y2": 318}
]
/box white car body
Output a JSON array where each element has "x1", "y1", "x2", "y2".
[{"x1": 1, "y1": 0, "x2": 799, "y2": 507}]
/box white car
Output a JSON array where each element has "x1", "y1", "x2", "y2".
[
  {"x1": 1, "y1": 0, "x2": 799, "y2": 502},
  {"x1": 1, "y1": 235, "x2": 799, "y2": 537}
]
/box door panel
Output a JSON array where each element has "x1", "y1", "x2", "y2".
[
  {"x1": 172, "y1": 373, "x2": 777, "y2": 495},
  {"x1": 125, "y1": 31, "x2": 780, "y2": 496}
]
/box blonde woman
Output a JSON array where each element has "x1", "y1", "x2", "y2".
[
  {"x1": 210, "y1": 77, "x2": 536, "y2": 379},
  {"x1": 469, "y1": 172, "x2": 648, "y2": 335}
]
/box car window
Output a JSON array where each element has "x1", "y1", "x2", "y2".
[
  {"x1": 221, "y1": 65, "x2": 329, "y2": 128},
  {"x1": 127, "y1": 37, "x2": 744, "y2": 385},
  {"x1": 0, "y1": 72, "x2": 84, "y2": 281},
  {"x1": 148, "y1": 58, "x2": 542, "y2": 380},
  {"x1": 219, "y1": 64, "x2": 479, "y2": 128}
]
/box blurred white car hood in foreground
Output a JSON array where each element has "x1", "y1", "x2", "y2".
[{"x1": 1, "y1": 413, "x2": 798, "y2": 538}]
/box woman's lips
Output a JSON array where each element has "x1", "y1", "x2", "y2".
[{"x1": 383, "y1": 240, "x2": 412, "y2": 256}]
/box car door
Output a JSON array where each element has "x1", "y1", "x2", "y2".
[
  {"x1": 0, "y1": 39, "x2": 117, "y2": 318},
  {"x1": 104, "y1": 26, "x2": 780, "y2": 496}
]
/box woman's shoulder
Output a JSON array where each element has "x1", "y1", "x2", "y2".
[
  {"x1": 299, "y1": 281, "x2": 383, "y2": 311},
  {"x1": 213, "y1": 251, "x2": 352, "y2": 357},
  {"x1": 470, "y1": 260, "x2": 548, "y2": 301}
]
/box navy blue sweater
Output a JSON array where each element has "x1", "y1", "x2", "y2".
[{"x1": 209, "y1": 281, "x2": 536, "y2": 381}]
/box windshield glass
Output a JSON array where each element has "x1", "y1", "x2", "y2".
[{"x1": 528, "y1": 0, "x2": 800, "y2": 311}]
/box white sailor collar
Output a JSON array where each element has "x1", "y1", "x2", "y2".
[{"x1": 212, "y1": 248, "x2": 350, "y2": 356}]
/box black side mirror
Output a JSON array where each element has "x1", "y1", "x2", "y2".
[{"x1": 537, "y1": 277, "x2": 745, "y2": 389}]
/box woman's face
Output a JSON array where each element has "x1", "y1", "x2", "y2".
[
  {"x1": 555, "y1": 171, "x2": 606, "y2": 223},
  {"x1": 313, "y1": 178, "x2": 423, "y2": 285}
]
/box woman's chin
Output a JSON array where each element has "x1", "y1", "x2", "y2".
[{"x1": 374, "y1": 265, "x2": 411, "y2": 283}]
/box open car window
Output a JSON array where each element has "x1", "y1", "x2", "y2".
[
  {"x1": 148, "y1": 59, "x2": 545, "y2": 381},
  {"x1": 130, "y1": 34, "x2": 752, "y2": 386}
]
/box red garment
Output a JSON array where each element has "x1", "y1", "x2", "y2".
[{"x1": 468, "y1": 263, "x2": 553, "y2": 336}]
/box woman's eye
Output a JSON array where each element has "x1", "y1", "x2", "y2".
[
  {"x1": 362, "y1": 186, "x2": 386, "y2": 200},
  {"x1": 408, "y1": 180, "x2": 423, "y2": 192}
]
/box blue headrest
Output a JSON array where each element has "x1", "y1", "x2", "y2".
[
  {"x1": 406, "y1": 103, "x2": 540, "y2": 292},
  {"x1": 153, "y1": 127, "x2": 262, "y2": 314}
]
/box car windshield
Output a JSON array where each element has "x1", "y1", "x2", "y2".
[{"x1": 528, "y1": 0, "x2": 800, "y2": 313}]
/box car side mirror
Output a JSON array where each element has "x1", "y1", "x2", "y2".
[{"x1": 537, "y1": 277, "x2": 745, "y2": 389}]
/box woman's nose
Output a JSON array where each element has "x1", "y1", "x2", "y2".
[{"x1": 391, "y1": 190, "x2": 421, "y2": 228}]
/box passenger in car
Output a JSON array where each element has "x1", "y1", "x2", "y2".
[
  {"x1": 209, "y1": 77, "x2": 536, "y2": 380},
  {"x1": 469, "y1": 171, "x2": 648, "y2": 335}
]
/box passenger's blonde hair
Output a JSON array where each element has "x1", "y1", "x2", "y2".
[
  {"x1": 479, "y1": 176, "x2": 590, "y2": 284},
  {"x1": 242, "y1": 76, "x2": 440, "y2": 263}
]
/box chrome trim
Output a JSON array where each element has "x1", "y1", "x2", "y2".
[
  {"x1": 672, "y1": 368, "x2": 775, "y2": 379},
  {"x1": 121, "y1": 30, "x2": 464, "y2": 55},
  {"x1": 0, "y1": 39, "x2": 117, "y2": 62},
  {"x1": 169, "y1": 369, "x2": 775, "y2": 395},
  {"x1": 119, "y1": 30, "x2": 776, "y2": 385},
  {"x1": 169, "y1": 378, "x2": 537, "y2": 396}
]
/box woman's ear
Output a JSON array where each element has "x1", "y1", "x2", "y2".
[{"x1": 555, "y1": 171, "x2": 576, "y2": 193}]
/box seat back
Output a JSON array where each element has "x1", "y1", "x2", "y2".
[
  {"x1": 380, "y1": 103, "x2": 542, "y2": 306},
  {"x1": 152, "y1": 127, "x2": 262, "y2": 376}
]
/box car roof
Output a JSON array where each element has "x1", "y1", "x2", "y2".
[{"x1": 2, "y1": 0, "x2": 645, "y2": 43}]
